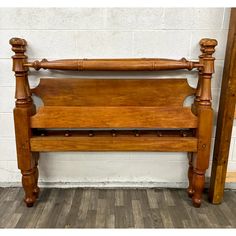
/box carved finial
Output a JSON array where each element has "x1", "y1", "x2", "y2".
[
  {"x1": 9, "y1": 37, "x2": 28, "y2": 72},
  {"x1": 9, "y1": 37, "x2": 27, "y2": 45},
  {"x1": 9, "y1": 37, "x2": 30, "y2": 105},
  {"x1": 200, "y1": 38, "x2": 218, "y2": 47},
  {"x1": 198, "y1": 38, "x2": 217, "y2": 106},
  {"x1": 9, "y1": 38, "x2": 27, "y2": 54},
  {"x1": 200, "y1": 38, "x2": 218, "y2": 56}
]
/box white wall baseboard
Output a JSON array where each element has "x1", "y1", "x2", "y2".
[
  {"x1": 0, "y1": 181, "x2": 187, "y2": 188},
  {"x1": 0, "y1": 181, "x2": 235, "y2": 189}
]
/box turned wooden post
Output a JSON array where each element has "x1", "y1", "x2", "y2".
[
  {"x1": 10, "y1": 38, "x2": 39, "y2": 207},
  {"x1": 195, "y1": 45, "x2": 206, "y2": 104},
  {"x1": 188, "y1": 40, "x2": 208, "y2": 198},
  {"x1": 191, "y1": 38, "x2": 217, "y2": 207},
  {"x1": 188, "y1": 43, "x2": 207, "y2": 198}
]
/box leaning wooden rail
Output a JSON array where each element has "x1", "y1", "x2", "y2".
[{"x1": 23, "y1": 58, "x2": 203, "y2": 71}]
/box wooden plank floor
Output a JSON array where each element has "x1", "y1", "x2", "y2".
[{"x1": 0, "y1": 187, "x2": 235, "y2": 228}]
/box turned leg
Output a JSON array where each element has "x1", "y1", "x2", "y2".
[
  {"x1": 33, "y1": 153, "x2": 40, "y2": 199},
  {"x1": 187, "y1": 152, "x2": 194, "y2": 198},
  {"x1": 21, "y1": 169, "x2": 37, "y2": 207},
  {"x1": 20, "y1": 154, "x2": 39, "y2": 207},
  {"x1": 192, "y1": 169, "x2": 205, "y2": 208},
  {"x1": 190, "y1": 106, "x2": 213, "y2": 207},
  {"x1": 33, "y1": 166, "x2": 40, "y2": 199}
]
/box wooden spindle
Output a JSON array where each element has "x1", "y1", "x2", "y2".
[{"x1": 23, "y1": 57, "x2": 202, "y2": 71}]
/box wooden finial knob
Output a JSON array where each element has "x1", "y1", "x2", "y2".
[
  {"x1": 9, "y1": 37, "x2": 27, "y2": 46},
  {"x1": 200, "y1": 38, "x2": 218, "y2": 55},
  {"x1": 9, "y1": 38, "x2": 27, "y2": 53},
  {"x1": 200, "y1": 38, "x2": 218, "y2": 47}
]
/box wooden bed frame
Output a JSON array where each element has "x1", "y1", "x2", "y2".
[{"x1": 9, "y1": 37, "x2": 217, "y2": 208}]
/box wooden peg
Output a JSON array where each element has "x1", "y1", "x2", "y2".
[
  {"x1": 64, "y1": 131, "x2": 71, "y2": 137},
  {"x1": 134, "y1": 130, "x2": 140, "y2": 137},
  {"x1": 111, "y1": 130, "x2": 117, "y2": 137},
  {"x1": 181, "y1": 130, "x2": 188, "y2": 137}
]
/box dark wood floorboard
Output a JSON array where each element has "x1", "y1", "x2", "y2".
[{"x1": 0, "y1": 187, "x2": 235, "y2": 228}]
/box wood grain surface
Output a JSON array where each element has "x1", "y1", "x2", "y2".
[
  {"x1": 209, "y1": 8, "x2": 236, "y2": 204},
  {"x1": 30, "y1": 136, "x2": 197, "y2": 152},
  {"x1": 30, "y1": 106, "x2": 198, "y2": 129},
  {"x1": 32, "y1": 78, "x2": 195, "y2": 107}
]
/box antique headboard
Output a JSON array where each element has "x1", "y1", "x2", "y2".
[{"x1": 9, "y1": 37, "x2": 217, "y2": 208}]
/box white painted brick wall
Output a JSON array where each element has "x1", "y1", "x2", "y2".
[
  {"x1": 76, "y1": 31, "x2": 133, "y2": 58},
  {"x1": 0, "y1": 8, "x2": 234, "y2": 187}
]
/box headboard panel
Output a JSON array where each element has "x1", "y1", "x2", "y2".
[{"x1": 32, "y1": 78, "x2": 195, "y2": 107}]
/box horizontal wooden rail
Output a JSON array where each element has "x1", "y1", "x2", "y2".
[
  {"x1": 30, "y1": 106, "x2": 198, "y2": 129},
  {"x1": 24, "y1": 58, "x2": 202, "y2": 71},
  {"x1": 30, "y1": 136, "x2": 198, "y2": 152}
]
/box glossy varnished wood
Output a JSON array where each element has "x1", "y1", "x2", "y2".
[
  {"x1": 30, "y1": 130, "x2": 197, "y2": 152},
  {"x1": 0, "y1": 188, "x2": 236, "y2": 228},
  {"x1": 30, "y1": 106, "x2": 198, "y2": 129},
  {"x1": 30, "y1": 136, "x2": 198, "y2": 152},
  {"x1": 10, "y1": 37, "x2": 217, "y2": 208},
  {"x1": 24, "y1": 57, "x2": 202, "y2": 71},
  {"x1": 32, "y1": 78, "x2": 195, "y2": 107}
]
